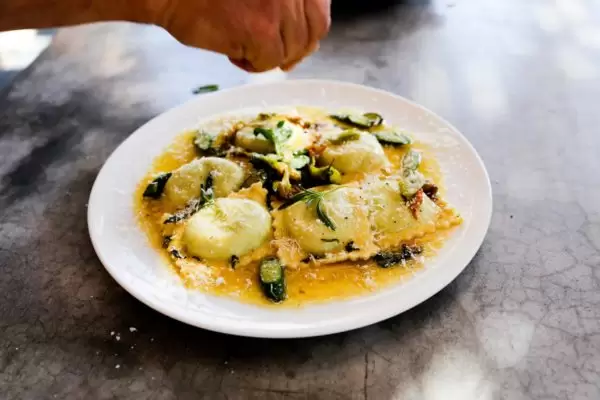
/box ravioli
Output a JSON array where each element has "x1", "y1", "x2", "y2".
[
  {"x1": 283, "y1": 187, "x2": 366, "y2": 254},
  {"x1": 234, "y1": 116, "x2": 312, "y2": 157},
  {"x1": 137, "y1": 106, "x2": 462, "y2": 306},
  {"x1": 272, "y1": 186, "x2": 377, "y2": 268},
  {"x1": 319, "y1": 132, "x2": 390, "y2": 174},
  {"x1": 164, "y1": 157, "x2": 245, "y2": 208},
  {"x1": 183, "y1": 198, "x2": 271, "y2": 260},
  {"x1": 363, "y1": 178, "x2": 461, "y2": 247}
]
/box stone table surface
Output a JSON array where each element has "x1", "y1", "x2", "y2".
[{"x1": 2, "y1": 0, "x2": 600, "y2": 399}]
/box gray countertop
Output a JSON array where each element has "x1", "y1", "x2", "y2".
[{"x1": 2, "y1": 0, "x2": 600, "y2": 398}]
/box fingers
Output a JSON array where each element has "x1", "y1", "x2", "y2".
[
  {"x1": 305, "y1": 0, "x2": 331, "y2": 45},
  {"x1": 244, "y1": 22, "x2": 286, "y2": 72},
  {"x1": 281, "y1": 42, "x2": 319, "y2": 72},
  {"x1": 228, "y1": 0, "x2": 331, "y2": 73},
  {"x1": 279, "y1": 0, "x2": 309, "y2": 70},
  {"x1": 229, "y1": 58, "x2": 258, "y2": 73},
  {"x1": 280, "y1": 0, "x2": 330, "y2": 71}
]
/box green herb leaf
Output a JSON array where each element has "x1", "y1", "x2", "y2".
[
  {"x1": 163, "y1": 174, "x2": 214, "y2": 224},
  {"x1": 254, "y1": 127, "x2": 275, "y2": 141},
  {"x1": 345, "y1": 241, "x2": 359, "y2": 252},
  {"x1": 230, "y1": 255, "x2": 239, "y2": 269},
  {"x1": 278, "y1": 188, "x2": 339, "y2": 231},
  {"x1": 254, "y1": 121, "x2": 293, "y2": 155},
  {"x1": 170, "y1": 249, "x2": 185, "y2": 259},
  {"x1": 278, "y1": 189, "x2": 321, "y2": 210},
  {"x1": 402, "y1": 150, "x2": 422, "y2": 173},
  {"x1": 399, "y1": 171, "x2": 425, "y2": 198},
  {"x1": 316, "y1": 199, "x2": 337, "y2": 230},
  {"x1": 204, "y1": 172, "x2": 214, "y2": 190},
  {"x1": 290, "y1": 154, "x2": 310, "y2": 169},
  {"x1": 374, "y1": 244, "x2": 423, "y2": 268},
  {"x1": 192, "y1": 84, "x2": 219, "y2": 94},
  {"x1": 194, "y1": 131, "x2": 214, "y2": 151},
  {"x1": 143, "y1": 173, "x2": 172, "y2": 199}
]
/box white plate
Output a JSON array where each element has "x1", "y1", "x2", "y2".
[{"x1": 88, "y1": 80, "x2": 492, "y2": 338}]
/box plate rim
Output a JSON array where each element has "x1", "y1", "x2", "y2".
[{"x1": 88, "y1": 79, "x2": 492, "y2": 338}]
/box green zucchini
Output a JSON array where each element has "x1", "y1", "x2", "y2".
[
  {"x1": 307, "y1": 159, "x2": 342, "y2": 185},
  {"x1": 331, "y1": 112, "x2": 383, "y2": 129},
  {"x1": 259, "y1": 258, "x2": 286, "y2": 302},
  {"x1": 328, "y1": 129, "x2": 362, "y2": 145}
]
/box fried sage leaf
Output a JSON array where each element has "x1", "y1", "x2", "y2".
[
  {"x1": 163, "y1": 175, "x2": 214, "y2": 224},
  {"x1": 192, "y1": 84, "x2": 219, "y2": 94},
  {"x1": 143, "y1": 173, "x2": 172, "y2": 199},
  {"x1": 254, "y1": 120, "x2": 293, "y2": 155},
  {"x1": 290, "y1": 153, "x2": 311, "y2": 170},
  {"x1": 374, "y1": 244, "x2": 423, "y2": 268},
  {"x1": 402, "y1": 149, "x2": 422, "y2": 173}
]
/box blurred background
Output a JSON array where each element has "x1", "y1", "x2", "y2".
[{"x1": 0, "y1": 29, "x2": 54, "y2": 90}]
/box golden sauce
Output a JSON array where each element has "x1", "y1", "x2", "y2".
[{"x1": 134, "y1": 115, "x2": 458, "y2": 307}]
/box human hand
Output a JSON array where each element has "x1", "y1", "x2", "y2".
[{"x1": 154, "y1": 0, "x2": 331, "y2": 72}]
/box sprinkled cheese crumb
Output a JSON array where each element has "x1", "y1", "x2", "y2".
[
  {"x1": 215, "y1": 277, "x2": 225, "y2": 286},
  {"x1": 115, "y1": 364, "x2": 120, "y2": 369},
  {"x1": 364, "y1": 275, "x2": 377, "y2": 289},
  {"x1": 129, "y1": 327, "x2": 137, "y2": 332}
]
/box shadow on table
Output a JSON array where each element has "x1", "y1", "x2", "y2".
[
  {"x1": 326, "y1": 0, "x2": 442, "y2": 50},
  {"x1": 332, "y1": 0, "x2": 432, "y2": 20}
]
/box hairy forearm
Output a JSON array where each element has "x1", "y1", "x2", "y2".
[{"x1": 0, "y1": 0, "x2": 162, "y2": 31}]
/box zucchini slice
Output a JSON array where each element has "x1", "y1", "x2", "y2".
[
  {"x1": 259, "y1": 258, "x2": 286, "y2": 303},
  {"x1": 373, "y1": 130, "x2": 412, "y2": 146},
  {"x1": 331, "y1": 112, "x2": 383, "y2": 129}
]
